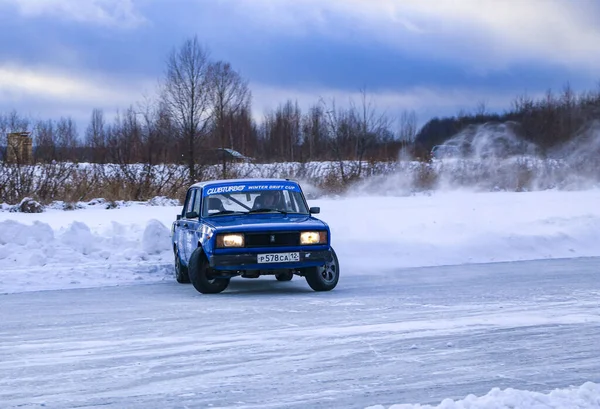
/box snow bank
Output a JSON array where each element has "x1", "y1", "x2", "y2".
[
  {"x1": 0, "y1": 209, "x2": 174, "y2": 294},
  {"x1": 1, "y1": 189, "x2": 600, "y2": 293},
  {"x1": 142, "y1": 219, "x2": 173, "y2": 254},
  {"x1": 366, "y1": 381, "x2": 600, "y2": 409}
]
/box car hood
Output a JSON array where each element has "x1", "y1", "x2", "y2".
[{"x1": 202, "y1": 214, "x2": 327, "y2": 232}]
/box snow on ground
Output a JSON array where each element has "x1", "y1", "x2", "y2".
[
  {"x1": 1, "y1": 188, "x2": 600, "y2": 408},
  {"x1": 1, "y1": 188, "x2": 600, "y2": 294},
  {"x1": 367, "y1": 382, "x2": 600, "y2": 409},
  {"x1": 330, "y1": 188, "x2": 600, "y2": 271}
]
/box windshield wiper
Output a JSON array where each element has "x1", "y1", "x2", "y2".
[
  {"x1": 208, "y1": 210, "x2": 244, "y2": 216},
  {"x1": 248, "y1": 208, "x2": 288, "y2": 214}
]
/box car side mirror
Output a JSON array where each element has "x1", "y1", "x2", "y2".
[
  {"x1": 176, "y1": 214, "x2": 182, "y2": 220},
  {"x1": 185, "y1": 211, "x2": 199, "y2": 219},
  {"x1": 309, "y1": 207, "x2": 320, "y2": 214}
]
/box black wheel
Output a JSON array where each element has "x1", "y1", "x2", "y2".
[
  {"x1": 275, "y1": 271, "x2": 294, "y2": 281},
  {"x1": 174, "y1": 247, "x2": 190, "y2": 284},
  {"x1": 188, "y1": 247, "x2": 230, "y2": 294},
  {"x1": 305, "y1": 247, "x2": 339, "y2": 292}
]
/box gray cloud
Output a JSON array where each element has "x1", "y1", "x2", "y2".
[
  {"x1": 0, "y1": 0, "x2": 146, "y2": 28},
  {"x1": 225, "y1": 0, "x2": 600, "y2": 71},
  {"x1": 0, "y1": 0, "x2": 598, "y2": 133}
]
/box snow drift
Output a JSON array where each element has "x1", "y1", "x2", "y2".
[
  {"x1": 0, "y1": 213, "x2": 174, "y2": 293},
  {"x1": 367, "y1": 381, "x2": 600, "y2": 409}
]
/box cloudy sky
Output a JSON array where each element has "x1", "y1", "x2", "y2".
[{"x1": 1, "y1": 0, "x2": 600, "y2": 132}]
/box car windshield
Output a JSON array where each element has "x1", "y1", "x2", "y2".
[{"x1": 201, "y1": 184, "x2": 309, "y2": 217}]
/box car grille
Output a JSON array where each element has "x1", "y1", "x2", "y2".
[{"x1": 245, "y1": 232, "x2": 300, "y2": 247}]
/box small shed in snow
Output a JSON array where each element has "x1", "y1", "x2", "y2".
[{"x1": 6, "y1": 132, "x2": 33, "y2": 164}]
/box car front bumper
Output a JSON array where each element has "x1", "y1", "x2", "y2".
[{"x1": 208, "y1": 249, "x2": 332, "y2": 271}]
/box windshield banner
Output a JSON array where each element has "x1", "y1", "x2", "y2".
[{"x1": 203, "y1": 182, "x2": 301, "y2": 196}]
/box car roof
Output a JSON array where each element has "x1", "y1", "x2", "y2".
[{"x1": 190, "y1": 178, "x2": 298, "y2": 189}]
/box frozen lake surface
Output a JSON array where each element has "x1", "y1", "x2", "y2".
[{"x1": 1, "y1": 256, "x2": 599, "y2": 408}]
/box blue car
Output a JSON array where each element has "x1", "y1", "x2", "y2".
[{"x1": 171, "y1": 178, "x2": 339, "y2": 294}]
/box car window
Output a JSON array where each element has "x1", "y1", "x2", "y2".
[
  {"x1": 201, "y1": 188, "x2": 309, "y2": 217},
  {"x1": 204, "y1": 193, "x2": 256, "y2": 215},
  {"x1": 183, "y1": 189, "x2": 201, "y2": 218},
  {"x1": 183, "y1": 189, "x2": 194, "y2": 215},
  {"x1": 285, "y1": 190, "x2": 301, "y2": 213},
  {"x1": 192, "y1": 189, "x2": 202, "y2": 215}
]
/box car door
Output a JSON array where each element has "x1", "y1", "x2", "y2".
[
  {"x1": 180, "y1": 188, "x2": 202, "y2": 266},
  {"x1": 185, "y1": 187, "x2": 203, "y2": 262},
  {"x1": 175, "y1": 189, "x2": 191, "y2": 263},
  {"x1": 177, "y1": 188, "x2": 197, "y2": 265}
]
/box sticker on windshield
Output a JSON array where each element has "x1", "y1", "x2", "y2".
[
  {"x1": 205, "y1": 185, "x2": 246, "y2": 195},
  {"x1": 204, "y1": 182, "x2": 300, "y2": 196}
]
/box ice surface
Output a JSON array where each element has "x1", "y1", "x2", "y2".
[{"x1": 1, "y1": 257, "x2": 599, "y2": 408}]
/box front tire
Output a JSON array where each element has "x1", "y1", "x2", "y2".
[
  {"x1": 305, "y1": 247, "x2": 339, "y2": 292},
  {"x1": 174, "y1": 247, "x2": 190, "y2": 284},
  {"x1": 188, "y1": 247, "x2": 230, "y2": 294}
]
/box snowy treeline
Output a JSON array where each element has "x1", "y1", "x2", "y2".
[{"x1": 1, "y1": 155, "x2": 599, "y2": 207}]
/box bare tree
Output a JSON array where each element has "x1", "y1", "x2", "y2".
[
  {"x1": 105, "y1": 107, "x2": 142, "y2": 164},
  {"x1": 3, "y1": 110, "x2": 30, "y2": 133},
  {"x1": 350, "y1": 88, "x2": 390, "y2": 177},
  {"x1": 318, "y1": 89, "x2": 393, "y2": 181},
  {"x1": 398, "y1": 110, "x2": 418, "y2": 142},
  {"x1": 161, "y1": 35, "x2": 213, "y2": 183},
  {"x1": 260, "y1": 100, "x2": 302, "y2": 163},
  {"x1": 55, "y1": 117, "x2": 79, "y2": 161},
  {"x1": 137, "y1": 96, "x2": 168, "y2": 165},
  {"x1": 227, "y1": 106, "x2": 257, "y2": 161},
  {"x1": 320, "y1": 97, "x2": 352, "y2": 182},
  {"x1": 209, "y1": 61, "x2": 251, "y2": 177},
  {"x1": 301, "y1": 104, "x2": 326, "y2": 161},
  {"x1": 284, "y1": 100, "x2": 301, "y2": 163},
  {"x1": 34, "y1": 119, "x2": 56, "y2": 162},
  {"x1": 474, "y1": 100, "x2": 488, "y2": 117},
  {"x1": 85, "y1": 109, "x2": 107, "y2": 163}
]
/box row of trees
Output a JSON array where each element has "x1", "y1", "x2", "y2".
[{"x1": 1, "y1": 36, "x2": 416, "y2": 185}]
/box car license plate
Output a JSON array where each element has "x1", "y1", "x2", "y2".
[{"x1": 257, "y1": 252, "x2": 300, "y2": 263}]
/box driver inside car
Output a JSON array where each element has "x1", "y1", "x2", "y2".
[{"x1": 253, "y1": 190, "x2": 285, "y2": 211}]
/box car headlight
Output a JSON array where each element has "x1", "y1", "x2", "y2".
[
  {"x1": 216, "y1": 233, "x2": 245, "y2": 248},
  {"x1": 300, "y1": 231, "x2": 327, "y2": 245}
]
